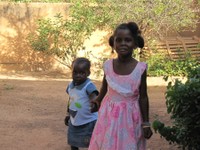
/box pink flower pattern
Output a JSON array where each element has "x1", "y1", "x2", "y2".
[{"x1": 89, "y1": 59, "x2": 147, "y2": 150}]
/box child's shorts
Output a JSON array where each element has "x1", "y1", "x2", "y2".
[{"x1": 67, "y1": 120, "x2": 96, "y2": 148}]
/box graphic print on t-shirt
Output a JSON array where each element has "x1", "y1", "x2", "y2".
[{"x1": 69, "y1": 108, "x2": 77, "y2": 118}]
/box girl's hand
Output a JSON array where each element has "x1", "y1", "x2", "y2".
[
  {"x1": 90, "y1": 100, "x2": 100, "y2": 113},
  {"x1": 143, "y1": 127, "x2": 153, "y2": 139},
  {"x1": 64, "y1": 116, "x2": 70, "y2": 126}
]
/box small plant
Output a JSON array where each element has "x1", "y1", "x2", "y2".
[
  {"x1": 152, "y1": 66, "x2": 200, "y2": 150},
  {"x1": 4, "y1": 84, "x2": 14, "y2": 90}
]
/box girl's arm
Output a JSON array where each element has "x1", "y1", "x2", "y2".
[
  {"x1": 139, "y1": 69, "x2": 149, "y2": 122},
  {"x1": 96, "y1": 74, "x2": 108, "y2": 103},
  {"x1": 91, "y1": 74, "x2": 108, "y2": 112},
  {"x1": 139, "y1": 69, "x2": 153, "y2": 139}
]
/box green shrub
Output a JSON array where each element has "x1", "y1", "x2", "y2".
[
  {"x1": 147, "y1": 52, "x2": 199, "y2": 77},
  {"x1": 153, "y1": 66, "x2": 200, "y2": 150}
]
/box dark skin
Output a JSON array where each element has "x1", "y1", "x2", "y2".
[
  {"x1": 65, "y1": 62, "x2": 97, "y2": 125},
  {"x1": 91, "y1": 28, "x2": 152, "y2": 139},
  {"x1": 72, "y1": 62, "x2": 90, "y2": 86},
  {"x1": 65, "y1": 62, "x2": 98, "y2": 150}
]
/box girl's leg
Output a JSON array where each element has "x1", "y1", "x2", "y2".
[{"x1": 71, "y1": 146, "x2": 79, "y2": 150}]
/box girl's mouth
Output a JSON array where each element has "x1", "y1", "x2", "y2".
[
  {"x1": 119, "y1": 47, "x2": 128, "y2": 51},
  {"x1": 119, "y1": 48, "x2": 128, "y2": 52}
]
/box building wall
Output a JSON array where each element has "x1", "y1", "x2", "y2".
[{"x1": 0, "y1": 2, "x2": 70, "y2": 73}]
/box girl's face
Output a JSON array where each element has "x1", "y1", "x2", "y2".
[
  {"x1": 72, "y1": 63, "x2": 89, "y2": 86},
  {"x1": 114, "y1": 29, "x2": 135, "y2": 57}
]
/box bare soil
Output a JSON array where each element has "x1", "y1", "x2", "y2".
[{"x1": 0, "y1": 73, "x2": 178, "y2": 150}]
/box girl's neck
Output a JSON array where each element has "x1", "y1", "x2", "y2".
[{"x1": 117, "y1": 55, "x2": 134, "y2": 63}]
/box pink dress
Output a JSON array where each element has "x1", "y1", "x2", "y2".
[{"x1": 89, "y1": 59, "x2": 147, "y2": 150}]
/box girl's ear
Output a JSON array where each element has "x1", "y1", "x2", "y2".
[
  {"x1": 133, "y1": 45, "x2": 137, "y2": 49},
  {"x1": 133, "y1": 40, "x2": 138, "y2": 49},
  {"x1": 87, "y1": 70, "x2": 91, "y2": 76},
  {"x1": 111, "y1": 48, "x2": 115, "y2": 53}
]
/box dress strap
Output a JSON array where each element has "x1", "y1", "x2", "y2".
[
  {"x1": 137, "y1": 62, "x2": 147, "y2": 75},
  {"x1": 103, "y1": 59, "x2": 113, "y2": 76}
]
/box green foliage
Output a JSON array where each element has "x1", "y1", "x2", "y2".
[
  {"x1": 146, "y1": 53, "x2": 167, "y2": 76},
  {"x1": 28, "y1": 2, "x2": 110, "y2": 68},
  {"x1": 153, "y1": 66, "x2": 200, "y2": 149},
  {"x1": 147, "y1": 52, "x2": 199, "y2": 77},
  {"x1": 152, "y1": 120, "x2": 179, "y2": 144},
  {"x1": 102, "y1": 0, "x2": 197, "y2": 40},
  {"x1": 28, "y1": 0, "x2": 198, "y2": 72},
  {"x1": 92, "y1": 55, "x2": 108, "y2": 77}
]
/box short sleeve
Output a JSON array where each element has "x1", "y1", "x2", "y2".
[
  {"x1": 66, "y1": 85, "x2": 69, "y2": 94},
  {"x1": 66, "y1": 81, "x2": 73, "y2": 94},
  {"x1": 86, "y1": 82, "x2": 99, "y2": 96},
  {"x1": 103, "y1": 59, "x2": 111, "y2": 76},
  {"x1": 140, "y1": 62, "x2": 147, "y2": 74}
]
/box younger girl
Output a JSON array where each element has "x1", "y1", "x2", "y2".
[
  {"x1": 65, "y1": 57, "x2": 99, "y2": 150},
  {"x1": 89, "y1": 22, "x2": 153, "y2": 150}
]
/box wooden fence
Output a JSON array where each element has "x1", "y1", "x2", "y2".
[{"x1": 142, "y1": 36, "x2": 200, "y2": 61}]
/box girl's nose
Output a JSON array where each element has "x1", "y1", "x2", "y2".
[
  {"x1": 75, "y1": 73, "x2": 81, "y2": 77},
  {"x1": 121, "y1": 40, "x2": 126, "y2": 45}
]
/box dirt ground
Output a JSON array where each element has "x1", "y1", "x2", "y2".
[{"x1": 0, "y1": 72, "x2": 178, "y2": 150}]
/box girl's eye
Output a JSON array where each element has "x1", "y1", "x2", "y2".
[
  {"x1": 115, "y1": 38, "x2": 122, "y2": 43},
  {"x1": 73, "y1": 71, "x2": 86, "y2": 75},
  {"x1": 80, "y1": 72, "x2": 85, "y2": 75},
  {"x1": 115, "y1": 37, "x2": 133, "y2": 43},
  {"x1": 125, "y1": 38, "x2": 133, "y2": 42}
]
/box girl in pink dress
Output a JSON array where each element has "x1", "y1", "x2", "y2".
[{"x1": 89, "y1": 22, "x2": 153, "y2": 150}]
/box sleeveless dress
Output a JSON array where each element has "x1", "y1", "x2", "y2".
[{"x1": 88, "y1": 59, "x2": 147, "y2": 150}]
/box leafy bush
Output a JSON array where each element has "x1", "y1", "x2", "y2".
[
  {"x1": 152, "y1": 66, "x2": 200, "y2": 150},
  {"x1": 28, "y1": 2, "x2": 110, "y2": 69},
  {"x1": 147, "y1": 52, "x2": 199, "y2": 77},
  {"x1": 26, "y1": 0, "x2": 199, "y2": 76}
]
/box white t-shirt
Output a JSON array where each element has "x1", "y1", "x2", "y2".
[{"x1": 66, "y1": 78, "x2": 98, "y2": 126}]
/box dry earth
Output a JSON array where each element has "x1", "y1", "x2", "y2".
[{"x1": 0, "y1": 72, "x2": 179, "y2": 150}]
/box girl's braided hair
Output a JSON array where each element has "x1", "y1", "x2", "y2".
[{"x1": 109, "y1": 22, "x2": 144, "y2": 49}]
